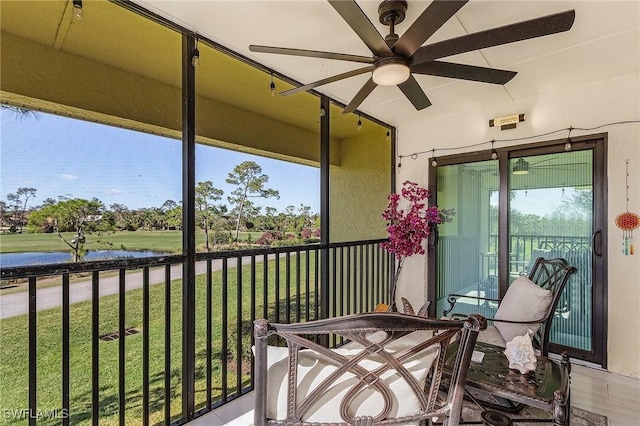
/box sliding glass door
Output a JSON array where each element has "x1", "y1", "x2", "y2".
[
  {"x1": 430, "y1": 159, "x2": 500, "y2": 320},
  {"x1": 428, "y1": 135, "x2": 607, "y2": 365}
]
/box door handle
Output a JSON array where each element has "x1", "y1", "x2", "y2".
[
  {"x1": 429, "y1": 225, "x2": 439, "y2": 248},
  {"x1": 592, "y1": 229, "x2": 602, "y2": 257}
]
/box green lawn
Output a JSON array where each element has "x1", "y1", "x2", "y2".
[
  {"x1": 0, "y1": 253, "x2": 317, "y2": 425},
  {"x1": 0, "y1": 230, "x2": 266, "y2": 254}
]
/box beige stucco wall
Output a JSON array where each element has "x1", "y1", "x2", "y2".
[
  {"x1": 329, "y1": 127, "x2": 392, "y2": 242},
  {"x1": 396, "y1": 72, "x2": 640, "y2": 378}
]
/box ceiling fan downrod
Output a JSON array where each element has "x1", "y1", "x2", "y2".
[{"x1": 378, "y1": 0, "x2": 408, "y2": 46}]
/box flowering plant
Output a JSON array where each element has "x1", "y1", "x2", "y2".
[{"x1": 381, "y1": 181, "x2": 454, "y2": 312}]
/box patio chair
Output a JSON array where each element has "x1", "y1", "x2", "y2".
[
  {"x1": 510, "y1": 248, "x2": 551, "y2": 277},
  {"x1": 253, "y1": 312, "x2": 486, "y2": 426},
  {"x1": 443, "y1": 257, "x2": 577, "y2": 357}
]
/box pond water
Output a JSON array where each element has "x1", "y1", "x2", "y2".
[{"x1": 0, "y1": 250, "x2": 166, "y2": 268}]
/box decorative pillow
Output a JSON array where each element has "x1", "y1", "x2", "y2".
[
  {"x1": 261, "y1": 332, "x2": 439, "y2": 423},
  {"x1": 494, "y1": 275, "x2": 552, "y2": 342},
  {"x1": 477, "y1": 325, "x2": 507, "y2": 347}
]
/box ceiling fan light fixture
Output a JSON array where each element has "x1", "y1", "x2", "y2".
[
  {"x1": 512, "y1": 158, "x2": 530, "y2": 175},
  {"x1": 72, "y1": 0, "x2": 84, "y2": 20},
  {"x1": 372, "y1": 57, "x2": 410, "y2": 86}
]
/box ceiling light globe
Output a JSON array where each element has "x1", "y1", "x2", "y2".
[
  {"x1": 372, "y1": 58, "x2": 411, "y2": 86},
  {"x1": 72, "y1": 4, "x2": 84, "y2": 20},
  {"x1": 512, "y1": 158, "x2": 530, "y2": 175}
]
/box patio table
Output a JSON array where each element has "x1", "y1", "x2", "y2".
[{"x1": 441, "y1": 341, "x2": 571, "y2": 426}]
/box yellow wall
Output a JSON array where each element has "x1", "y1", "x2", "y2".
[
  {"x1": 329, "y1": 126, "x2": 392, "y2": 242},
  {"x1": 0, "y1": 31, "x2": 341, "y2": 167}
]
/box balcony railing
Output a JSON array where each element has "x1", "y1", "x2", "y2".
[{"x1": 0, "y1": 239, "x2": 391, "y2": 425}]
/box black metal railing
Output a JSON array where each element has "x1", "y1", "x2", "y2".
[
  {"x1": 483, "y1": 234, "x2": 590, "y2": 276},
  {"x1": 0, "y1": 239, "x2": 391, "y2": 425}
]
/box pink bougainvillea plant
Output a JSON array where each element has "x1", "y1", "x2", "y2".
[{"x1": 381, "y1": 180, "x2": 454, "y2": 314}]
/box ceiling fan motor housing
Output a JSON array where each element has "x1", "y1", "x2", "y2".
[{"x1": 378, "y1": 0, "x2": 408, "y2": 25}]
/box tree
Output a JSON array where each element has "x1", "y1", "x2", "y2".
[
  {"x1": 165, "y1": 205, "x2": 183, "y2": 231},
  {"x1": 1, "y1": 104, "x2": 40, "y2": 121},
  {"x1": 0, "y1": 200, "x2": 8, "y2": 230},
  {"x1": 256, "y1": 206, "x2": 279, "y2": 230},
  {"x1": 160, "y1": 199, "x2": 178, "y2": 230},
  {"x1": 226, "y1": 161, "x2": 279, "y2": 242},
  {"x1": 29, "y1": 198, "x2": 104, "y2": 262},
  {"x1": 294, "y1": 204, "x2": 313, "y2": 235},
  {"x1": 109, "y1": 203, "x2": 134, "y2": 230},
  {"x1": 195, "y1": 181, "x2": 224, "y2": 251},
  {"x1": 6, "y1": 187, "x2": 37, "y2": 233},
  {"x1": 41, "y1": 198, "x2": 57, "y2": 208},
  {"x1": 555, "y1": 190, "x2": 592, "y2": 221}
]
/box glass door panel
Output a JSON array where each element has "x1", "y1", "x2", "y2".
[
  {"x1": 434, "y1": 160, "x2": 499, "y2": 319},
  {"x1": 508, "y1": 150, "x2": 594, "y2": 352},
  {"x1": 431, "y1": 139, "x2": 605, "y2": 364}
]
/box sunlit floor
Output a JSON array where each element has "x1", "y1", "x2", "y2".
[{"x1": 189, "y1": 363, "x2": 640, "y2": 426}]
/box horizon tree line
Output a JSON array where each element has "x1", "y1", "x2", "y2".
[{"x1": 1, "y1": 161, "x2": 320, "y2": 257}]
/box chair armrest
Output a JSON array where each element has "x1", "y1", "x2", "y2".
[{"x1": 443, "y1": 293, "x2": 500, "y2": 317}]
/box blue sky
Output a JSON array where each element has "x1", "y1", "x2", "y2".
[{"x1": 0, "y1": 109, "x2": 320, "y2": 213}]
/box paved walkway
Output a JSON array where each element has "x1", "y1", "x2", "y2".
[{"x1": 0, "y1": 257, "x2": 265, "y2": 320}]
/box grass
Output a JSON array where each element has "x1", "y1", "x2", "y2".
[
  {"x1": 0, "y1": 230, "x2": 266, "y2": 254},
  {"x1": 0, "y1": 253, "x2": 318, "y2": 425}
]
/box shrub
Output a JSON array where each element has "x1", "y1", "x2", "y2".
[
  {"x1": 256, "y1": 230, "x2": 285, "y2": 246},
  {"x1": 210, "y1": 230, "x2": 232, "y2": 245}
]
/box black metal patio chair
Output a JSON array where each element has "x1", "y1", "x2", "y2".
[
  {"x1": 253, "y1": 311, "x2": 486, "y2": 426},
  {"x1": 443, "y1": 257, "x2": 577, "y2": 357}
]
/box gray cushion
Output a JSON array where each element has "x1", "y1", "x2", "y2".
[
  {"x1": 494, "y1": 275, "x2": 552, "y2": 343},
  {"x1": 477, "y1": 325, "x2": 507, "y2": 347}
]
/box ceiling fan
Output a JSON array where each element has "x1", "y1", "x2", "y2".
[
  {"x1": 467, "y1": 156, "x2": 589, "y2": 176},
  {"x1": 249, "y1": 0, "x2": 575, "y2": 114},
  {"x1": 511, "y1": 157, "x2": 589, "y2": 175}
]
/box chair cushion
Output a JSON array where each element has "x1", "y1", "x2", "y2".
[
  {"x1": 494, "y1": 275, "x2": 553, "y2": 343},
  {"x1": 262, "y1": 331, "x2": 439, "y2": 423}
]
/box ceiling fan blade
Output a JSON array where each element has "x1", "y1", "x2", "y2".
[
  {"x1": 394, "y1": 0, "x2": 468, "y2": 58},
  {"x1": 249, "y1": 45, "x2": 374, "y2": 64},
  {"x1": 411, "y1": 61, "x2": 517, "y2": 84},
  {"x1": 411, "y1": 10, "x2": 576, "y2": 64},
  {"x1": 280, "y1": 66, "x2": 374, "y2": 96},
  {"x1": 328, "y1": 0, "x2": 392, "y2": 56},
  {"x1": 343, "y1": 78, "x2": 378, "y2": 114},
  {"x1": 533, "y1": 164, "x2": 588, "y2": 169},
  {"x1": 398, "y1": 75, "x2": 432, "y2": 110}
]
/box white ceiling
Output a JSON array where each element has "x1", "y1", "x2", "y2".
[{"x1": 133, "y1": 1, "x2": 640, "y2": 128}]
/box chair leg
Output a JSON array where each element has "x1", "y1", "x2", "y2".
[{"x1": 552, "y1": 389, "x2": 569, "y2": 426}]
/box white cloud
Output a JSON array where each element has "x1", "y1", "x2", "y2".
[
  {"x1": 106, "y1": 189, "x2": 122, "y2": 195},
  {"x1": 60, "y1": 173, "x2": 78, "y2": 180}
]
